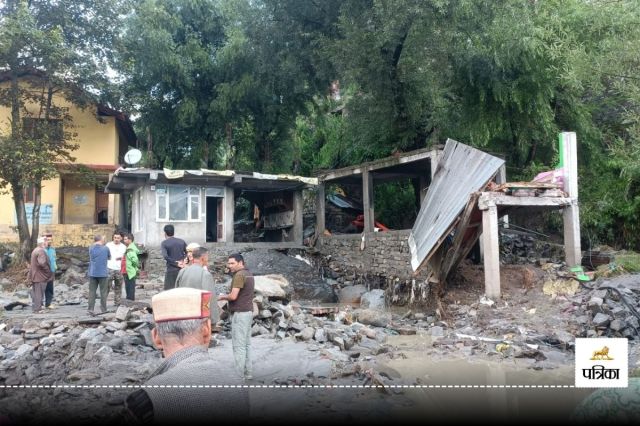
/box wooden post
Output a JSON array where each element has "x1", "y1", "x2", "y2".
[
  {"x1": 562, "y1": 132, "x2": 581, "y2": 267},
  {"x1": 496, "y1": 164, "x2": 509, "y2": 229},
  {"x1": 362, "y1": 168, "x2": 374, "y2": 233},
  {"x1": 224, "y1": 186, "x2": 235, "y2": 243},
  {"x1": 315, "y1": 183, "x2": 325, "y2": 237},
  {"x1": 482, "y1": 203, "x2": 501, "y2": 299},
  {"x1": 292, "y1": 190, "x2": 304, "y2": 243}
]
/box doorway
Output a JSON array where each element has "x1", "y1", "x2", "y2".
[{"x1": 206, "y1": 196, "x2": 223, "y2": 242}]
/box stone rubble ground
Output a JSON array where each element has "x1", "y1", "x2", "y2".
[{"x1": 0, "y1": 246, "x2": 638, "y2": 423}]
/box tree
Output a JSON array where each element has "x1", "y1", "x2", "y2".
[{"x1": 0, "y1": 0, "x2": 128, "y2": 259}]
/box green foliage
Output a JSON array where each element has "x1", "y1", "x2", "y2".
[{"x1": 374, "y1": 181, "x2": 418, "y2": 230}]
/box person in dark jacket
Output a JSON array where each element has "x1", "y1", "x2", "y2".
[
  {"x1": 160, "y1": 224, "x2": 186, "y2": 290},
  {"x1": 28, "y1": 237, "x2": 52, "y2": 313}
]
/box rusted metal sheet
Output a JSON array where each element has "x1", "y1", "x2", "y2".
[{"x1": 409, "y1": 139, "x2": 504, "y2": 272}]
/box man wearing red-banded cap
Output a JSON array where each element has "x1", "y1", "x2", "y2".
[{"x1": 124, "y1": 288, "x2": 248, "y2": 423}]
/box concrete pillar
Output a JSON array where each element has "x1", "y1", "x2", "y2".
[
  {"x1": 562, "y1": 132, "x2": 581, "y2": 267},
  {"x1": 119, "y1": 193, "x2": 129, "y2": 230},
  {"x1": 292, "y1": 190, "x2": 304, "y2": 244},
  {"x1": 419, "y1": 175, "x2": 429, "y2": 206},
  {"x1": 224, "y1": 186, "x2": 234, "y2": 243},
  {"x1": 315, "y1": 183, "x2": 325, "y2": 236},
  {"x1": 430, "y1": 150, "x2": 442, "y2": 179},
  {"x1": 362, "y1": 169, "x2": 374, "y2": 233},
  {"x1": 482, "y1": 204, "x2": 501, "y2": 299},
  {"x1": 496, "y1": 164, "x2": 509, "y2": 228}
]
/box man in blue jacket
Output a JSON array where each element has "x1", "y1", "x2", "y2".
[
  {"x1": 88, "y1": 235, "x2": 110, "y2": 315},
  {"x1": 43, "y1": 233, "x2": 57, "y2": 310}
]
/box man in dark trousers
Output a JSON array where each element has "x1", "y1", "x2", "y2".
[
  {"x1": 28, "y1": 236, "x2": 52, "y2": 313},
  {"x1": 160, "y1": 224, "x2": 186, "y2": 290},
  {"x1": 43, "y1": 233, "x2": 57, "y2": 309},
  {"x1": 218, "y1": 253, "x2": 255, "y2": 380},
  {"x1": 123, "y1": 287, "x2": 248, "y2": 423},
  {"x1": 88, "y1": 234, "x2": 110, "y2": 315}
]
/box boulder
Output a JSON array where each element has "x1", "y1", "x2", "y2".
[
  {"x1": 254, "y1": 274, "x2": 289, "y2": 299},
  {"x1": 354, "y1": 309, "x2": 392, "y2": 328},
  {"x1": 338, "y1": 285, "x2": 367, "y2": 304},
  {"x1": 360, "y1": 290, "x2": 386, "y2": 310}
]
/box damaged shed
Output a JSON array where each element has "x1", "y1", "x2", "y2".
[{"x1": 409, "y1": 134, "x2": 581, "y2": 299}]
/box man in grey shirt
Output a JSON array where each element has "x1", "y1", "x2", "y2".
[
  {"x1": 123, "y1": 288, "x2": 248, "y2": 423},
  {"x1": 175, "y1": 246, "x2": 219, "y2": 323}
]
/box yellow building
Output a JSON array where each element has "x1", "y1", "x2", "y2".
[{"x1": 0, "y1": 72, "x2": 136, "y2": 245}]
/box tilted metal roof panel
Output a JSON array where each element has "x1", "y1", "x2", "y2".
[{"x1": 409, "y1": 139, "x2": 504, "y2": 271}]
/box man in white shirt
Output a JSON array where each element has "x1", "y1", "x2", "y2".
[{"x1": 106, "y1": 231, "x2": 126, "y2": 307}]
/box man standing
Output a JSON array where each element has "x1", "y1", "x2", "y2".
[
  {"x1": 88, "y1": 235, "x2": 110, "y2": 315},
  {"x1": 160, "y1": 224, "x2": 186, "y2": 290},
  {"x1": 123, "y1": 288, "x2": 248, "y2": 423},
  {"x1": 28, "y1": 237, "x2": 52, "y2": 313},
  {"x1": 175, "y1": 246, "x2": 219, "y2": 323},
  {"x1": 106, "y1": 231, "x2": 126, "y2": 306},
  {"x1": 43, "y1": 233, "x2": 57, "y2": 310},
  {"x1": 218, "y1": 253, "x2": 255, "y2": 380},
  {"x1": 122, "y1": 233, "x2": 140, "y2": 301}
]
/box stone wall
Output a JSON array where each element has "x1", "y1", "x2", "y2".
[
  {"x1": 318, "y1": 231, "x2": 414, "y2": 279},
  {"x1": 317, "y1": 231, "x2": 431, "y2": 305},
  {"x1": 0, "y1": 224, "x2": 116, "y2": 247}
]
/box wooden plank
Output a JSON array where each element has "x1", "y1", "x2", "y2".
[
  {"x1": 315, "y1": 183, "x2": 325, "y2": 236},
  {"x1": 438, "y1": 192, "x2": 480, "y2": 281}
]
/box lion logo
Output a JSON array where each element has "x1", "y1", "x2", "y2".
[{"x1": 590, "y1": 346, "x2": 613, "y2": 360}]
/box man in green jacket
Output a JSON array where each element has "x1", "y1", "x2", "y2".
[{"x1": 122, "y1": 233, "x2": 140, "y2": 301}]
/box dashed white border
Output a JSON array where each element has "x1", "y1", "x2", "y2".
[{"x1": 0, "y1": 384, "x2": 576, "y2": 389}]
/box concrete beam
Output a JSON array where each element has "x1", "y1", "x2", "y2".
[{"x1": 478, "y1": 193, "x2": 572, "y2": 210}]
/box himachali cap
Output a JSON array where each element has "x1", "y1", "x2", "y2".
[{"x1": 152, "y1": 288, "x2": 212, "y2": 323}]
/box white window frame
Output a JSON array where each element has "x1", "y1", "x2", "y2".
[{"x1": 156, "y1": 184, "x2": 201, "y2": 222}]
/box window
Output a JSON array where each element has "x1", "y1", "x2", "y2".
[
  {"x1": 23, "y1": 184, "x2": 36, "y2": 203},
  {"x1": 156, "y1": 185, "x2": 201, "y2": 221}
]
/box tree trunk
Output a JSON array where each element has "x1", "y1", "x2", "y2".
[
  {"x1": 30, "y1": 182, "x2": 42, "y2": 248},
  {"x1": 11, "y1": 184, "x2": 32, "y2": 261}
]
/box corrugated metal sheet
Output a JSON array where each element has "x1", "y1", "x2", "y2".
[{"x1": 409, "y1": 139, "x2": 504, "y2": 272}]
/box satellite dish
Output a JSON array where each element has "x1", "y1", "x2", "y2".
[{"x1": 124, "y1": 149, "x2": 142, "y2": 166}]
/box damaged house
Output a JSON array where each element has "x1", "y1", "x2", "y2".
[{"x1": 105, "y1": 168, "x2": 316, "y2": 247}]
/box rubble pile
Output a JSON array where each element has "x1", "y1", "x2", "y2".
[
  {"x1": 568, "y1": 278, "x2": 640, "y2": 340},
  {"x1": 235, "y1": 274, "x2": 393, "y2": 358},
  {"x1": 0, "y1": 305, "x2": 160, "y2": 386},
  {"x1": 500, "y1": 230, "x2": 565, "y2": 264}
]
